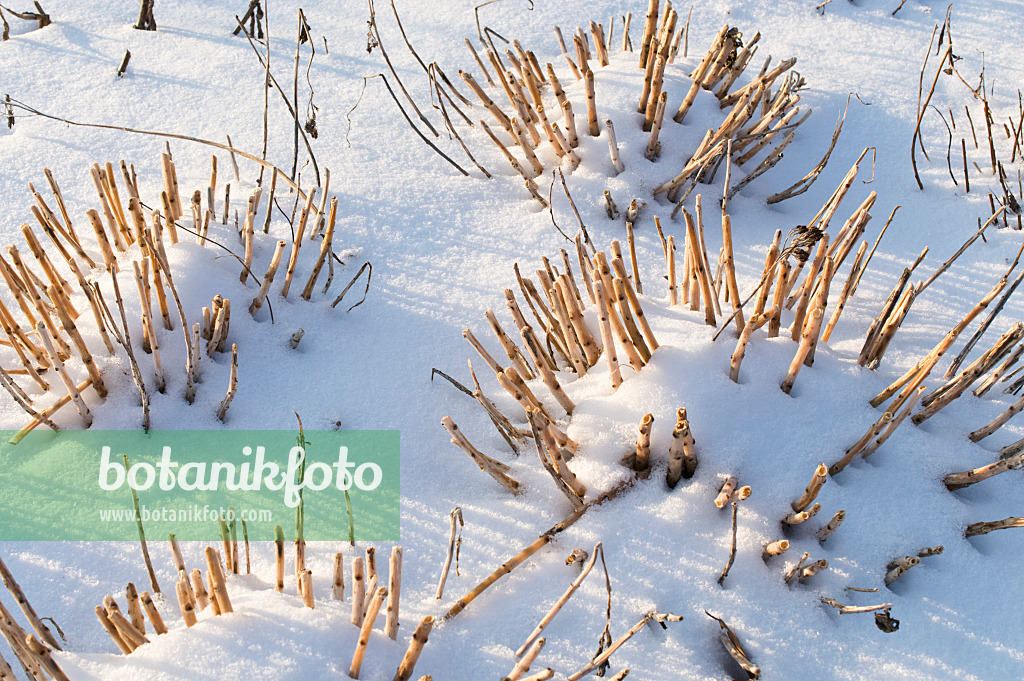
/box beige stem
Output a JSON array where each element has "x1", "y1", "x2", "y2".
[
  {"x1": 189, "y1": 569, "x2": 210, "y2": 611},
  {"x1": 333, "y1": 552, "x2": 345, "y2": 601},
  {"x1": 349, "y1": 586, "x2": 387, "y2": 679},
  {"x1": 392, "y1": 616, "x2": 434, "y2": 681},
  {"x1": 250, "y1": 240, "x2": 287, "y2": 314},
  {"x1": 384, "y1": 546, "x2": 402, "y2": 639},
  {"x1": 351, "y1": 557, "x2": 366, "y2": 626},
  {"x1": 792, "y1": 463, "x2": 828, "y2": 512},
  {"x1": 281, "y1": 186, "x2": 317, "y2": 298}
]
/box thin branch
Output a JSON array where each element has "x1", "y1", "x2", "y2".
[
  {"x1": 331, "y1": 261, "x2": 373, "y2": 311},
  {"x1": 368, "y1": 0, "x2": 439, "y2": 137},
  {"x1": 364, "y1": 74, "x2": 468, "y2": 176}
]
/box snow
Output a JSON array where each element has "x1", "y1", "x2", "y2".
[{"x1": 0, "y1": 0, "x2": 1022, "y2": 679}]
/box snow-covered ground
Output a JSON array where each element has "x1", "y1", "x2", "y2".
[{"x1": 0, "y1": 0, "x2": 1022, "y2": 679}]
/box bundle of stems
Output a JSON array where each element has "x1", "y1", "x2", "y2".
[
  {"x1": 441, "y1": 416, "x2": 522, "y2": 494},
  {"x1": 2, "y1": 151, "x2": 335, "y2": 435},
  {"x1": 913, "y1": 322, "x2": 1024, "y2": 424},
  {"x1": 870, "y1": 263, "x2": 1016, "y2": 415}
]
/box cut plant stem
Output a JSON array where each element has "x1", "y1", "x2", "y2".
[
  {"x1": 349, "y1": 586, "x2": 387, "y2": 679},
  {"x1": 944, "y1": 451, "x2": 1024, "y2": 490},
  {"x1": 965, "y1": 517, "x2": 1024, "y2": 537},
  {"x1": 392, "y1": 615, "x2": 434, "y2": 681}
]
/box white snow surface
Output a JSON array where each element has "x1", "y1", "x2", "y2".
[{"x1": 0, "y1": 0, "x2": 1023, "y2": 679}]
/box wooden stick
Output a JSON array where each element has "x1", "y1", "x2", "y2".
[
  {"x1": 348, "y1": 556, "x2": 366, "y2": 626},
  {"x1": 205, "y1": 546, "x2": 233, "y2": 614},
  {"x1": 249, "y1": 240, "x2": 287, "y2": 314},
  {"x1": 349, "y1": 586, "x2": 387, "y2": 679},
  {"x1": 915, "y1": 323, "x2": 1024, "y2": 424},
  {"x1": 42, "y1": 168, "x2": 77, "y2": 243},
  {"x1": 816, "y1": 510, "x2": 845, "y2": 542},
  {"x1": 721, "y1": 213, "x2": 744, "y2": 332},
  {"x1": 717, "y1": 501, "x2": 739, "y2": 585},
  {"x1": 24, "y1": 636, "x2": 68, "y2": 681},
  {"x1": 125, "y1": 583, "x2": 145, "y2": 636},
  {"x1": 917, "y1": 207, "x2": 1004, "y2": 295},
  {"x1": 36, "y1": 321, "x2": 91, "y2": 425},
  {"x1": 613, "y1": 277, "x2": 651, "y2": 363},
  {"x1": 302, "y1": 197, "x2": 338, "y2": 299},
  {"x1": 762, "y1": 539, "x2": 790, "y2": 560},
  {"x1": 667, "y1": 235, "x2": 678, "y2": 306},
  {"x1": 504, "y1": 638, "x2": 545, "y2": 681},
  {"x1": 461, "y1": 71, "x2": 512, "y2": 133},
  {"x1": 859, "y1": 269, "x2": 913, "y2": 366},
  {"x1": 583, "y1": 65, "x2": 599, "y2": 137},
  {"x1": 567, "y1": 611, "x2": 682, "y2": 681},
  {"x1": 638, "y1": 0, "x2": 660, "y2": 70},
  {"x1": 189, "y1": 569, "x2": 210, "y2": 611},
  {"x1": 821, "y1": 241, "x2": 867, "y2": 343},
  {"x1": 975, "y1": 344, "x2": 1024, "y2": 397},
  {"x1": 86, "y1": 208, "x2": 117, "y2": 272},
  {"x1": 666, "y1": 407, "x2": 697, "y2": 487},
  {"x1": 96, "y1": 604, "x2": 132, "y2": 652},
  {"x1": 485, "y1": 309, "x2": 535, "y2": 379},
  {"x1": 442, "y1": 416, "x2": 521, "y2": 493},
  {"x1": 871, "y1": 270, "x2": 1011, "y2": 409},
  {"x1": 392, "y1": 616, "x2": 434, "y2": 681},
  {"x1": 89, "y1": 166, "x2": 126, "y2": 252},
  {"x1": 216, "y1": 344, "x2": 239, "y2": 421},
  {"x1": 207, "y1": 571, "x2": 221, "y2": 615},
  {"x1": 969, "y1": 392, "x2": 1024, "y2": 442},
  {"x1": 0, "y1": 557, "x2": 59, "y2": 650},
  {"x1": 782, "y1": 502, "x2": 821, "y2": 526},
  {"x1": 860, "y1": 386, "x2": 924, "y2": 459},
  {"x1": 966, "y1": 517, "x2": 1024, "y2": 537},
  {"x1": 384, "y1": 546, "x2": 402, "y2": 639},
  {"x1": 531, "y1": 410, "x2": 586, "y2": 502},
  {"x1": 945, "y1": 451, "x2": 1024, "y2": 491},
  {"x1": 175, "y1": 580, "x2": 197, "y2": 628},
  {"x1": 139, "y1": 591, "x2": 166, "y2": 635},
  {"x1": 0, "y1": 597, "x2": 45, "y2": 676},
  {"x1": 605, "y1": 120, "x2": 624, "y2": 174},
  {"x1": 557, "y1": 278, "x2": 600, "y2": 366},
  {"x1": 363, "y1": 547, "x2": 377, "y2": 592},
  {"x1": 299, "y1": 569, "x2": 314, "y2": 608},
  {"x1": 548, "y1": 284, "x2": 587, "y2": 375},
  {"x1": 634, "y1": 414, "x2": 654, "y2": 471},
  {"x1": 592, "y1": 279, "x2": 622, "y2": 389},
  {"x1": 445, "y1": 479, "x2": 635, "y2": 622},
  {"x1": 435, "y1": 507, "x2": 463, "y2": 600},
  {"x1": 239, "y1": 193, "x2": 257, "y2": 285},
  {"x1": 780, "y1": 260, "x2": 833, "y2": 393},
  {"x1": 682, "y1": 208, "x2": 716, "y2": 326},
  {"x1": 792, "y1": 463, "x2": 828, "y2": 512},
  {"x1": 639, "y1": 32, "x2": 661, "y2": 114},
  {"x1": 946, "y1": 261, "x2": 1024, "y2": 378},
  {"x1": 281, "y1": 187, "x2": 317, "y2": 298}
]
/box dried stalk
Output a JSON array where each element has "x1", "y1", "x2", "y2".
[
  {"x1": 392, "y1": 616, "x2": 434, "y2": 681},
  {"x1": 567, "y1": 611, "x2": 682, "y2": 681},
  {"x1": 965, "y1": 517, "x2": 1024, "y2": 537},
  {"x1": 435, "y1": 507, "x2": 463, "y2": 600},
  {"x1": 792, "y1": 463, "x2": 828, "y2": 512},
  {"x1": 706, "y1": 611, "x2": 759, "y2": 680},
  {"x1": 717, "y1": 502, "x2": 739, "y2": 586},
  {"x1": 445, "y1": 478, "x2": 636, "y2": 621},
  {"x1": 349, "y1": 586, "x2": 388, "y2": 679},
  {"x1": 945, "y1": 451, "x2": 1024, "y2": 490},
  {"x1": 216, "y1": 344, "x2": 239, "y2": 421}
]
